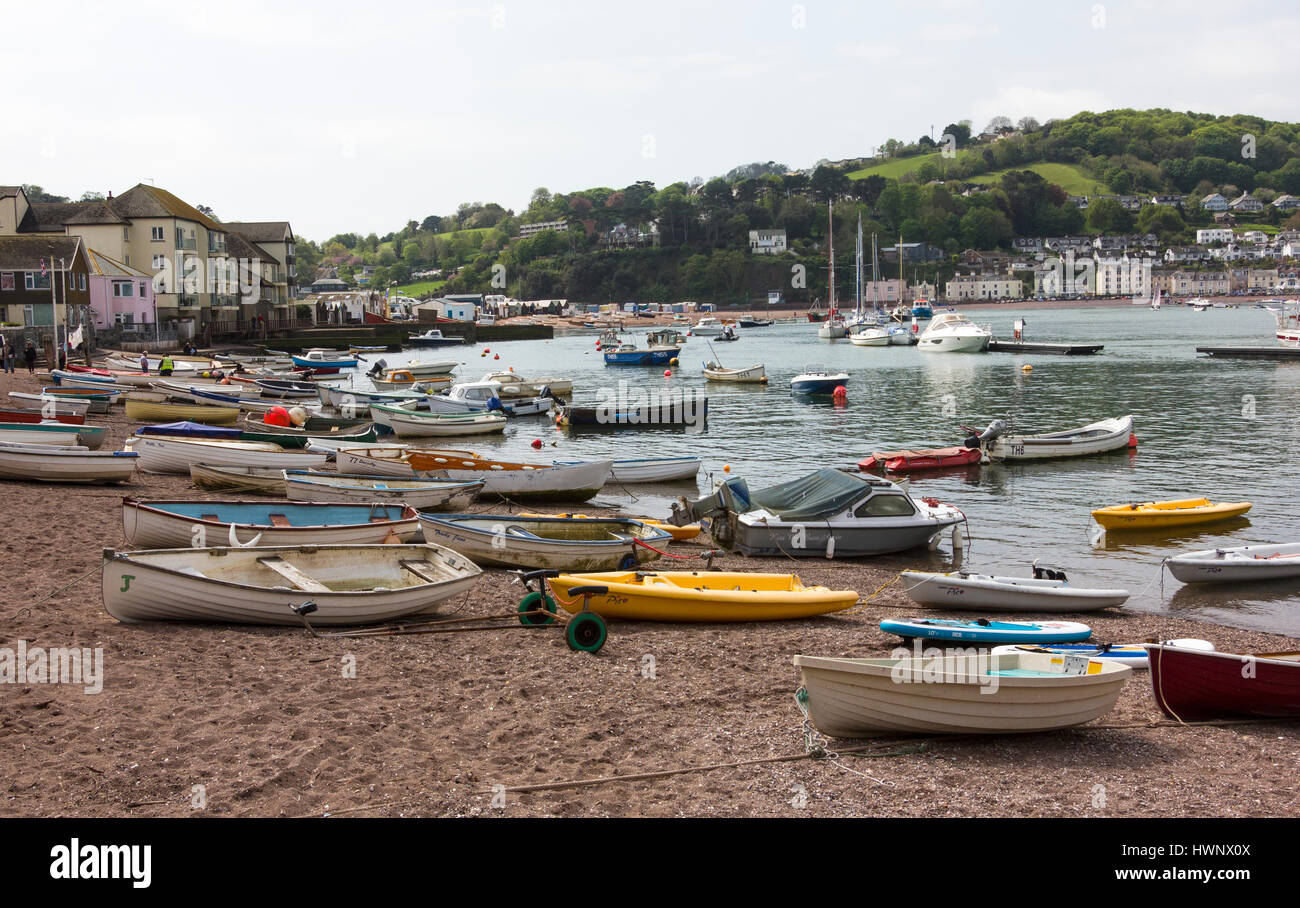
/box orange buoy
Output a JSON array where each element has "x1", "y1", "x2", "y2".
[
  {"x1": 832, "y1": 385, "x2": 847, "y2": 399},
  {"x1": 723, "y1": 464, "x2": 731, "y2": 473},
  {"x1": 1128, "y1": 433, "x2": 1138, "y2": 448}
]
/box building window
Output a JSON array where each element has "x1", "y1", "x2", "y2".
[
  {"x1": 152, "y1": 254, "x2": 166, "y2": 269},
  {"x1": 151, "y1": 226, "x2": 164, "y2": 241},
  {"x1": 140, "y1": 282, "x2": 147, "y2": 296},
  {"x1": 113, "y1": 281, "x2": 135, "y2": 298},
  {"x1": 80, "y1": 273, "x2": 87, "y2": 291},
  {"x1": 123, "y1": 227, "x2": 129, "y2": 242},
  {"x1": 0, "y1": 272, "x2": 13, "y2": 291},
  {"x1": 25, "y1": 272, "x2": 50, "y2": 290}
]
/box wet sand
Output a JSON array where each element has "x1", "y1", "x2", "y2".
[{"x1": 0, "y1": 370, "x2": 1296, "y2": 818}]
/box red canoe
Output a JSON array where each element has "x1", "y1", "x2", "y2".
[
  {"x1": 0, "y1": 407, "x2": 86, "y2": 426},
  {"x1": 1146, "y1": 644, "x2": 1300, "y2": 721},
  {"x1": 859, "y1": 446, "x2": 982, "y2": 474}
]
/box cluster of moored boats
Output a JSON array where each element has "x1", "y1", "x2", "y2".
[{"x1": 3, "y1": 339, "x2": 1297, "y2": 730}]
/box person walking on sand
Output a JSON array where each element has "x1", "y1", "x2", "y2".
[
  {"x1": 139, "y1": 351, "x2": 149, "y2": 373},
  {"x1": 2, "y1": 336, "x2": 14, "y2": 374},
  {"x1": 24, "y1": 342, "x2": 37, "y2": 374}
]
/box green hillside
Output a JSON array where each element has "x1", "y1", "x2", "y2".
[{"x1": 968, "y1": 163, "x2": 1107, "y2": 196}]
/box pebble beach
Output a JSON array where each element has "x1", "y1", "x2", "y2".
[{"x1": 1, "y1": 369, "x2": 1297, "y2": 818}]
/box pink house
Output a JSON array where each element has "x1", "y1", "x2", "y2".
[{"x1": 86, "y1": 249, "x2": 155, "y2": 331}]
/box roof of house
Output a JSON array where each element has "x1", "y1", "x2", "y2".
[
  {"x1": 0, "y1": 186, "x2": 22, "y2": 200},
  {"x1": 63, "y1": 200, "x2": 128, "y2": 226},
  {"x1": 224, "y1": 231, "x2": 281, "y2": 268},
  {"x1": 20, "y1": 202, "x2": 96, "y2": 233},
  {"x1": 0, "y1": 235, "x2": 84, "y2": 271},
  {"x1": 85, "y1": 248, "x2": 150, "y2": 278},
  {"x1": 110, "y1": 184, "x2": 223, "y2": 231},
  {"x1": 223, "y1": 221, "x2": 293, "y2": 243}
]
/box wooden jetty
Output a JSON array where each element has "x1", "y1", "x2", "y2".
[
  {"x1": 988, "y1": 341, "x2": 1104, "y2": 355},
  {"x1": 1196, "y1": 346, "x2": 1300, "y2": 360}
]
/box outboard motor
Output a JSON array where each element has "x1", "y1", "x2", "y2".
[
  {"x1": 1032, "y1": 559, "x2": 1068, "y2": 581},
  {"x1": 962, "y1": 418, "x2": 1007, "y2": 450},
  {"x1": 367, "y1": 358, "x2": 388, "y2": 377}
]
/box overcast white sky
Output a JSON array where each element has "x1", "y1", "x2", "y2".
[{"x1": 2, "y1": 0, "x2": 1295, "y2": 240}]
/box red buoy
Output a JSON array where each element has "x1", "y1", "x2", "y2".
[
  {"x1": 1128, "y1": 433, "x2": 1138, "y2": 448},
  {"x1": 832, "y1": 385, "x2": 847, "y2": 399},
  {"x1": 531, "y1": 438, "x2": 542, "y2": 449},
  {"x1": 264, "y1": 406, "x2": 291, "y2": 427},
  {"x1": 664, "y1": 369, "x2": 672, "y2": 377}
]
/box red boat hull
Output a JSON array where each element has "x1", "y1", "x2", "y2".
[
  {"x1": 859, "y1": 447, "x2": 981, "y2": 473},
  {"x1": 1146, "y1": 645, "x2": 1300, "y2": 721},
  {"x1": 0, "y1": 408, "x2": 86, "y2": 426}
]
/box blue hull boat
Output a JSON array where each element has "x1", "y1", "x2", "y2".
[
  {"x1": 880, "y1": 618, "x2": 1093, "y2": 645},
  {"x1": 121, "y1": 498, "x2": 420, "y2": 548},
  {"x1": 790, "y1": 371, "x2": 849, "y2": 395},
  {"x1": 604, "y1": 347, "x2": 680, "y2": 366}
]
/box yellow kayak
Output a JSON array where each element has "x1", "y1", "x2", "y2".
[
  {"x1": 1091, "y1": 498, "x2": 1252, "y2": 530},
  {"x1": 520, "y1": 512, "x2": 702, "y2": 542},
  {"x1": 548, "y1": 570, "x2": 859, "y2": 622}
]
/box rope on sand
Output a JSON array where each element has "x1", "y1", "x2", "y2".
[
  {"x1": 476, "y1": 739, "x2": 931, "y2": 796},
  {"x1": 14, "y1": 560, "x2": 108, "y2": 619}
]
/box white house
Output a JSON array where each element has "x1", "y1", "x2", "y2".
[
  {"x1": 748, "y1": 228, "x2": 788, "y2": 255},
  {"x1": 945, "y1": 275, "x2": 1023, "y2": 301},
  {"x1": 1229, "y1": 192, "x2": 1263, "y2": 213},
  {"x1": 1201, "y1": 193, "x2": 1229, "y2": 211},
  {"x1": 1196, "y1": 228, "x2": 1234, "y2": 245},
  {"x1": 1095, "y1": 255, "x2": 1152, "y2": 297}
]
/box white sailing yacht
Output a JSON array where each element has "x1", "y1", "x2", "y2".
[
  {"x1": 817, "y1": 202, "x2": 847, "y2": 339},
  {"x1": 848, "y1": 217, "x2": 890, "y2": 346}
]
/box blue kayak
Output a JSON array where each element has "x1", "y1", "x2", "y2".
[{"x1": 880, "y1": 617, "x2": 1092, "y2": 644}]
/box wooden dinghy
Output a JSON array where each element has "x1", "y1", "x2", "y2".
[
  {"x1": 546, "y1": 570, "x2": 859, "y2": 621},
  {"x1": 370, "y1": 403, "x2": 506, "y2": 438},
  {"x1": 0, "y1": 422, "x2": 93, "y2": 447},
  {"x1": 254, "y1": 378, "x2": 320, "y2": 398},
  {"x1": 519, "y1": 512, "x2": 703, "y2": 542},
  {"x1": 985, "y1": 415, "x2": 1134, "y2": 461},
  {"x1": 124, "y1": 392, "x2": 240, "y2": 425},
  {"x1": 552, "y1": 455, "x2": 701, "y2": 483},
  {"x1": 0, "y1": 407, "x2": 85, "y2": 426},
  {"x1": 418, "y1": 514, "x2": 673, "y2": 571},
  {"x1": 702, "y1": 361, "x2": 767, "y2": 383},
  {"x1": 0, "y1": 441, "x2": 138, "y2": 483},
  {"x1": 122, "y1": 498, "x2": 420, "y2": 548},
  {"x1": 283, "y1": 471, "x2": 483, "y2": 511},
  {"x1": 102, "y1": 543, "x2": 481, "y2": 626},
  {"x1": 189, "y1": 464, "x2": 287, "y2": 494},
  {"x1": 900, "y1": 565, "x2": 1131, "y2": 612},
  {"x1": 1092, "y1": 498, "x2": 1252, "y2": 531},
  {"x1": 127, "y1": 435, "x2": 330, "y2": 474},
  {"x1": 402, "y1": 449, "x2": 613, "y2": 502},
  {"x1": 39, "y1": 387, "x2": 115, "y2": 413},
  {"x1": 6, "y1": 393, "x2": 90, "y2": 419},
  {"x1": 793, "y1": 650, "x2": 1131, "y2": 737},
  {"x1": 1166, "y1": 542, "x2": 1300, "y2": 583},
  {"x1": 1146, "y1": 643, "x2": 1300, "y2": 720}
]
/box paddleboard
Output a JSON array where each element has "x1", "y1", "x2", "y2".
[
  {"x1": 991, "y1": 638, "x2": 1215, "y2": 670},
  {"x1": 880, "y1": 617, "x2": 1093, "y2": 644}
]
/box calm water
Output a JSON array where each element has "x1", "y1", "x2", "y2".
[{"x1": 364, "y1": 305, "x2": 1300, "y2": 637}]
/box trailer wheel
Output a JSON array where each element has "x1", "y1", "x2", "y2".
[
  {"x1": 565, "y1": 612, "x2": 607, "y2": 653},
  {"x1": 618, "y1": 552, "x2": 638, "y2": 570},
  {"x1": 517, "y1": 591, "x2": 557, "y2": 626}
]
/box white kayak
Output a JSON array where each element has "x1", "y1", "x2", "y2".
[
  {"x1": 901, "y1": 566, "x2": 1131, "y2": 612},
  {"x1": 991, "y1": 639, "x2": 1216, "y2": 670},
  {"x1": 1166, "y1": 542, "x2": 1300, "y2": 584}
]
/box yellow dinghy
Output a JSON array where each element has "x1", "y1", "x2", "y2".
[
  {"x1": 520, "y1": 512, "x2": 703, "y2": 542},
  {"x1": 124, "y1": 393, "x2": 240, "y2": 425},
  {"x1": 547, "y1": 570, "x2": 859, "y2": 622},
  {"x1": 1091, "y1": 497, "x2": 1252, "y2": 530}
]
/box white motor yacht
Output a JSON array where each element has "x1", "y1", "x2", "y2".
[{"x1": 916, "y1": 310, "x2": 992, "y2": 353}]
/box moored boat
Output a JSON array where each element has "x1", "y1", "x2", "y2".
[
  {"x1": 917, "y1": 310, "x2": 992, "y2": 353},
  {"x1": 1166, "y1": 541, "x2": 1300, "y2": 583},
  {"x1": 404, "y1": 449, "x2": 613, "y2": 502},
  {"x1": 407, "y1": 329, "x2": 463, "y2": 347},
  {"x1": 127, "y1": 435, "x2": 330, "y2": 474},
  {"x1": 547, "y1": 570, "x2": 859, "y2": 621},
  {"x1": 790, "y1": 369, "x2": 849, "y2": 395},
  {"x1": 702, "y1": 361, "x2": 767, "y2": 383},
  {"x1": 283, "y1": 471, "x2": 483, "y2": 511},
  {"x1": 189, "y1": 463, "x2": 287, "y2": 494},
  {"x1": 124, "y1": 392, "x2": 240, "y2": 425},
  {"x1": 983, "y1": 415, "x2": 1134, "y2": 461},
  {"x1": 879, "y1": 617, "x2": 1093, "y2": 644},
  {"x1": 1092, "y1": 498, "x2": 1252, "y2": 531},
  {"x1": 102, "y1": 543, "x2": 481, "y2": 626},
  {"x1": 121, "y1": 498, "x2": 421, "y2": 548},
  {"x1": 860, "y1": 447, "x2": 980, "y2": 473},
  {"x1": 992, "y1": 639, "x2": 1215, "y2": 670},
  {"x1": 552, "y1": 455, "x2": 701, "y2": 483},
  {"x1": 369, "y1": 403, "x2": 507, "y2": 438},
  {"x1": 6, "y1": 393, "x2": 90, "y2": 419}
]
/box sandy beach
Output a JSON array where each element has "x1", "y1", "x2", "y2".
[{"x1": 0, "y1": 369, "x2": 1297, "y2": 819}]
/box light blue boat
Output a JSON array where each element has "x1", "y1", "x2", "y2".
[
  {"x1": 880, "y1": 617, "x2": 1092, "y2": 644},
  {"x1": 122, "y1": 498, "x2": 420, "y2": 547},
  {"x1": 0, "y1": 421, "x2": 106, "y2": 449}
]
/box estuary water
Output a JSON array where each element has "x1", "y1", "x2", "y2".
[{"x1": 370, "y1": 304, "x2": 1300, "y2": 637}]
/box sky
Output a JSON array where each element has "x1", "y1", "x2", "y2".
[{"x1": 3, "y1": 0, "x2": 1297, "y2": 241}]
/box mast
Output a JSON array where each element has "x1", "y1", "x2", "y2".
[
  {"x1": 871, "y1": 233, "x2": 880, "y2": 312},
  {"x1": 854, "y1": 215, "x2": 864, "y2": 319},
  {"x1": 827, "y1": 201, "x2": 835, "y2": 315}
]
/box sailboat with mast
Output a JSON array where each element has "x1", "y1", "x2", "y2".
[
  {"x1": 817, "y1": 202, "x2": 847, "y2": 339},
  {"x1": 848, "y1": 217, "x2": 890, "y2": 346}
]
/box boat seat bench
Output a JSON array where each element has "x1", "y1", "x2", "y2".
[{"x1": 256, "y1": 556, "x2": 331, "y2": 592}]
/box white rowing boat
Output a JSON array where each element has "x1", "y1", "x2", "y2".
[
  {"x1": 126, "y1": 435, "x2": 330, "y2": 474},
  {"x1": 985, "y1": 415, "x2": 1133, "y2": 461},
  {"x1": 900, "y1": 565, "x2": 1131, "y2": 612},
  {"x1": 189, "y1": 463, "x2": 287, "y2": 494},
  {"x1": 1166, "y1": 542, "x2": 1300, "y2": 584},
  {"x1": 553, "y1": 455, "x2": 701, "y2": 483},
  {"x1": 102, "y1": 543, "x2": 481, "y2": 625},
  {"x1": 283, "y1": 471, "x2": 483, "y2": 510},
  {"x1": 702, "y1": 362, "x2": 767, "y2": 383},
  {"x1": 0, "y1": 441, "x2": 138, "y2": 483},
  {"x1": 369, "y1": 403, "x2": 507, "y2": 438},
  {"x1": 794, "y1": 650, "x2": 1131, "y2": 737}
]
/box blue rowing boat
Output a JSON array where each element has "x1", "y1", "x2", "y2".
[{"x1": 880, "y1": 618, "x2": 1093, "y2": 644}]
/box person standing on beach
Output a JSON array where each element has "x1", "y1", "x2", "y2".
[
  {"x1": 139, "y1": 351, "x2": 149, "y2": 373},
  {"x1": 2, "y1": 336, "x2": 14, "y2": 374},
  {"x1": 24, "y1": 342, "x2": 36, "y2": 373}
]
